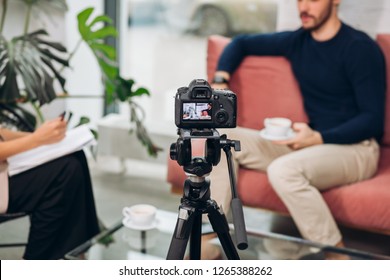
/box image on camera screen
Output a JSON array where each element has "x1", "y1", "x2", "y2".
[{"x1": 182, "y1": 102, "x2": 212, "y2": 121}]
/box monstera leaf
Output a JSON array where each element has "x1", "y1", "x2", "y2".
[
  {"x1": 77, "y1": 7, "x2": 162, "y2": 156},
  {"x1": 0, "y1": 30, "x2": 69, "y2": 105},
  {"x1": 77, "y1": 8, "x2": 152, "y2": 104},
  {"x1": 77, "y1": 7, "x2": 119, "y2": 105},
  {"x1": 0, "y1": 103, "x2": 36, "y2": 132}
]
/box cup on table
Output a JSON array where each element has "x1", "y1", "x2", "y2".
[
  {"x1": 264, "y1": 117, "x2": 292, "y2": 138},
  {"x1": 122, "y1": 204, "x2": 157, "y2": 229}
]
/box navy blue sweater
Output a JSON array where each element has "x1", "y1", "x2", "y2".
[{"x1": 218, "y1": 23, "x2": 386, "y2": 144}]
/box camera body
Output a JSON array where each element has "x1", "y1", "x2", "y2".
[{"x1": 175, "y1": 79, "x2": 237, "y2": 129}]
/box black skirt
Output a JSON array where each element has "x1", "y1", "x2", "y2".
[{"x1": 7, "y1": 151, "x2": 100, "y2": 260}]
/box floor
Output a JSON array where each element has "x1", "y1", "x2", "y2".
[{"x1": 1, "y1": 156, "x2": 389, "y2": 260}]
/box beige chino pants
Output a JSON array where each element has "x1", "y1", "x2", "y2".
[{"x1": 209, "y1": 126, "x2": 380, "y2": 246}]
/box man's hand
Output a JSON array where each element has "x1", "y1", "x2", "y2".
[{"x1": 273, "y1": 122, "x2": 323, "y2": 150}]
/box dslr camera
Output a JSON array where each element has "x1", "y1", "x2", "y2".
[{"x1": 175, "y1": 79, "x2": 237, "y2": 129}]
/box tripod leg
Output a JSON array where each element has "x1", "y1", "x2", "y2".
[
  {"x1": 166, "y1": 207, "x2": 197, "y2": 260},
  {"x1": 207, "y1": 201, "x2": 240, "y2": 260},
  {"x1": 189, "y1": 210, "x2": 202, "y2": 260}
]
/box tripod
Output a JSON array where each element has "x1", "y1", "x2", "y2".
[{"x1": 166, "y1": 129, "x2": 248, "y2": 260}]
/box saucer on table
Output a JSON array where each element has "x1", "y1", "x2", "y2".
[
  {"x1": 259, "y1": 129, "x2": 295, "y2": 141},
  {"x1": 122, "y1": 218, "x2": 159, "y2": 230}
]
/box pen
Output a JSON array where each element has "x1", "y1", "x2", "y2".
[
  {"x1": 59, "y1": 111, "x2": 66, "y2": 121},
  {"x1": 66, "y1": 112, "x2": 73, "y2": 123}
]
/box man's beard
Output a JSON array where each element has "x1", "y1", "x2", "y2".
[{"x1": 301, "y1": 1, "x2": 333, "y2": 31}]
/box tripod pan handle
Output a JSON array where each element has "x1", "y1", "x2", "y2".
[{"x1": 231, "y1": 198, "x2": 248, "y2": 250}]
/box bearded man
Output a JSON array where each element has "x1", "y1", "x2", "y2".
[{"x1": 207, "y1": 0, "x2": 386, "y2": 259}]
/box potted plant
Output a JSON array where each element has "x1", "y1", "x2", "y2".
[{"x1": 0, "y1": 0, "x2": 161, "y2": 156}]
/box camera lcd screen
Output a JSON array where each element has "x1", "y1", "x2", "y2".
[{"x1": 182, "y1": 102, "x2": 212, "y2": 121}]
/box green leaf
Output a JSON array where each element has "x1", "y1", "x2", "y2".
[
  {"x1": 120, "y1": 78, "x2": 135, "y2": 89},
  {"x1": 75, "y1": 116, "x2": 91, "y2": 127},
  {"x1": 97, "y1": 57, "x2": 118, "y2": 80},
  {"x1": 74, "y1": 7, "x2": 160, "y2": 158},
  {"x1": 0, "y1": 30, "x2": 69, "y2": 105},
  {"x1": 89, "y1": 15, "x2": 113, "y2": 27},
  {"x1": 37, "y1": 48, "x2": 69, "y2": 66},
  {"x1": 77, "y1": 7, "x2": 95, "y2": 40},
  {"x1": 90, "y1": 43, "x2": 116, "y2": 60},
  {"x1": 104, "y1": 80, "x2": 116, "y2": 105},
  {"x1": 115, "y1": 83, "x2": 130, "y2": 102},
  {"x1": 88, "y1": 26, "x2": 118, "y2": 41},
  {"x1": 90, "y1": 128, "x2": 98, "y2": 140},
  {"x1": 0, "y1": 64, "x2": 21, "y2": 103},
  {"x1": 0, "y1": 103, "x2": 36, "y2": 132},
  {"x1": 35, "y1": 38, "x2": 67, "y2": 52},
  {"x1": 41, "y1": 57, "x2": 66, "y2": 89},
  {"x1": 132, "y1": 87, "x2": 150, "y2": 97},
  {"x1": 77, "y1": 8, "x2": 117, "y2": 42}
]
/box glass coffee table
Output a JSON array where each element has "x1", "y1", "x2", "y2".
[
  {"x1": 65, "y1": 210, "x2": 178, "y2": 260},
  {"x1": 65, "y1": 209, "x2": 390, "y2": 260}
]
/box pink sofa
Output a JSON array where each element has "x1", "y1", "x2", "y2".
[{"x1": 167, "y1": 34, "x2": 390, "y2": 235}]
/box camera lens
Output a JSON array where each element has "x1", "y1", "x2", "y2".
[{"x1": 215, "y1": 110, "x2": 228, "y2": 124}]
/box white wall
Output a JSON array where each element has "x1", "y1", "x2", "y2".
[{"x1": 277, "y1": 0, "x2": 390, "y2": 37}]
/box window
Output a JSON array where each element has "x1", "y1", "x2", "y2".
[{"x1": 119, "y1": 0, "x2": 278, "y2": 128}]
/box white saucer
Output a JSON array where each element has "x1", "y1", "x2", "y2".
[
  {"x1": 259, "y1": 129, "x2": 295, "y2": 141},
  {"x1": 122, "y1": 218, "x2": 159, "y2": 231}
]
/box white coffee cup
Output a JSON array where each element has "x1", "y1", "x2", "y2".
[
  {"x1": 264, "y1": 117, "x2": 292, "y2": 137},
  {"x1": 122, "y1": 204, "x2": 157, "y2": 227}
]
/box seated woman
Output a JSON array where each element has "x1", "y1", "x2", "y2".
[{"x1": 0, "y1": 117, "x2": 100, "y2": 260}]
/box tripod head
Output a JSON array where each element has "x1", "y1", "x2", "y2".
[{"x1": 170, "y1": 128, "x2": 240, "y2": 176}]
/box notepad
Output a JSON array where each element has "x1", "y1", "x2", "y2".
[{"x1": 8, "y1": 125, "x2": 96, "y2": 176}]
